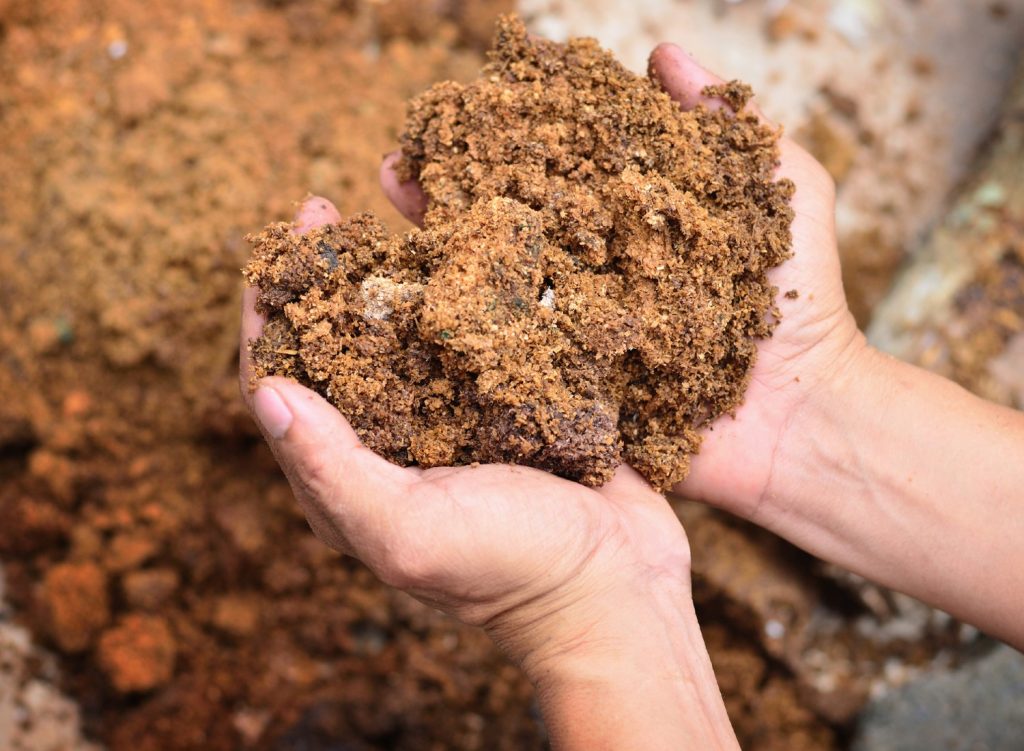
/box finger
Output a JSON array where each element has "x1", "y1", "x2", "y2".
[
  {"x1": 292, "y1": 194, "x2": 341, "y2": 235},
  {"x1": 240, "y1": 196, "x2": 341, "y2": 407},
  {"x1": 380, "y1": 151, "x2": 428, "y2": 226},
  {"x1": 238, "y1": 286, "x2": 265, "y2": 406},
  {"x1": 252, "y1": 377, "x2": 414, "y2": 558},
  {"x1": 647, "y1": 43, "x2": 771, "y2": 124}
]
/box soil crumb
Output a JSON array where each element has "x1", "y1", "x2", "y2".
[{"x1": 246, "y1": 15, "x2": 793, "y2": 490}]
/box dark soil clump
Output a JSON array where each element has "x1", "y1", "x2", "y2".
[{"x1": 246, "y1": 15, "x2": 793, "y2": 489}]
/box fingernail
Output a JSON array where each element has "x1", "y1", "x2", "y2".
[{"x1": 253, "y1": 386, "x2": 293, "y2": 439}]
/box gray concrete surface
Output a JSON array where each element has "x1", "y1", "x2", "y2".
[{"x1": 854, "y1": 644, "x2": 1024, "y2": 751}]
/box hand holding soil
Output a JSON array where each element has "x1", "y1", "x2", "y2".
[
  {"x1": 241, "y1": 195, "x2": 739, "y2": 748},
  {"x1": 245, "y1": 17, "x2": 795, "y2": 491},
  {"x1": 241, "y1": 18, "x2": 1024, "y2": 751},
  {"x1": 238, "y1": 25, "x2": 849, "y2": 749},
  {"x1": 645, "y1": 49, "x2": 1024, "y2": 655},
  {"x1": 379, "y1": 39, "x2": 862, "y2": 518}
]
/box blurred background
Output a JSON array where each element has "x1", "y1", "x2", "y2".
[{"x1": 1, "y1": 0, "x2": 1022, "y2": 749}]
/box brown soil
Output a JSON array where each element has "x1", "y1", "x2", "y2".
[
  {"x1": 39, "y1": 562, "x2": 111, "y2": 654},
  {"x1": 97, "y1": 614, "x2": 178, "y2": 694},
  {"x1": 0, "y1": 2, "x2": 957, "y2": 750},
  {"x1": 246, "y1": 16, "x2": 793, "y2": 490}
]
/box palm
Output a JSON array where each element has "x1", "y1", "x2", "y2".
[
  {"x1": 390, "y1": 462, "x2": 687, "y2": 630},
  {"x1": 674, "y1": 140, "x2": 859, "y2": 516}
]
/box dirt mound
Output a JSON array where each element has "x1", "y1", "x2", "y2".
[
  {"x1": 1, "y1": 2, "x2": 956, "y2": 749},
  {"x1": 246, "y1": 16, "x2": 792, "y2": 489}
]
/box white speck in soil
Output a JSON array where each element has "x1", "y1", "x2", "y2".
[{"x1": 108, "y1": 40, "x2": 128, "y2": 60}]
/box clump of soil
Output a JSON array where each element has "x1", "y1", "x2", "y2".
[
  {"x1": 246, "y1": 15, "x2": 793, "y2": 490},
  {"x1": 97, "y1": 614, "x2": 178, "y2": 694}
]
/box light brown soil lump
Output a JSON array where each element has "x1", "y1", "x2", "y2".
[{"x1": 245, "y1": 15, "x2": 793, "y2": 490}]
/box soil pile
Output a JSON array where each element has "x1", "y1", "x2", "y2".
[
  {"x1": 2, "y1": 1, "x2": 946, "y2": 749},
  {"x1": 0, "y1": 1, "x2": 547, "y2": 749},
  {"x1": 246, "y1": 16, "x2": 793, "y2": 489}
]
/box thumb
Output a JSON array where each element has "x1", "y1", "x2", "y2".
[
  {"x1": 251, "y1": 376, "x2": 412, "y2": 559},
  {"x1": 648, "y1": 42, "x2": 834, "y2": 204},
  {"x1": 648, "y1": 42, "x2": 770, "y2": 121}
]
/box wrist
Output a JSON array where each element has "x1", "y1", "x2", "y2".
[
  {"x1": 754, "y1": 333, "x2": 881, "y2": 524},
  {"x1": 483, "y1": 566, "x2": 694, "y2": 683},
  {"x1": 515, "y1": 573, "x2": 695, "y2": 686},
  {"x1": 514, "y1": 575, "x2": 738, "y2": 750},
  {"x1": 751, "y1": 339, "x2": 929, "y2": 578}
]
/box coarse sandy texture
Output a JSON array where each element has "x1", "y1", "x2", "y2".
[
  {"x1": 247, "y1": 16, "x2": 793, "y2": 490},
  {"x1": 520, "y1": 0, "x2": 1024, "y2": 326},
  {"x1": 0, "y1": 1, "x2": 971, "y2": 750}
]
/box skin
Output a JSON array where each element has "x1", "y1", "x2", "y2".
[{"x1": 240, "y1": 42, "x2": 1024, "y2": 750}]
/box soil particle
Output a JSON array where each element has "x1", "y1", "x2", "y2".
[
  {"x1": 122, "y1": 569, "x2": 180, "y2": 612},
  {"x1": 246, "y1": 15, "x2": 793, "y2": 490},
  {"x1": 210, "y1": 595, "x2": 262, "y2": 638},
  {"x1": 39, "y1": 562, "x2": 110, "y2": 654},
  {"x1": 97, "y1": 614, "x2": 177, "y2": 694}
]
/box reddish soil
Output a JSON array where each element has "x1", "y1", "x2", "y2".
[{"x1": 0, "y1": 1, "x2": 956, "y2": 749}]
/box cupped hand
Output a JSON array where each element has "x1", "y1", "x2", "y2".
[
  {"x1": 648, "y1": 47, "x2": 865, "y2": 521},
  {"x1": 241, "y1": 36, "x2": 861, "y2": 683},
  {"x1": 239, "y1": 197, "x2": 690, "y2": 677},
  {"x1": 381, "y1": 44, "x2": 865, "y2": 523}
]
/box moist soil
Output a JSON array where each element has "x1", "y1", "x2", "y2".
[
  {"x1": 0, "y1": 2, "x2": 959, "y2": 750},
  {"x1": 246, "y1": 16, "x2": 793, "y2": 490}
]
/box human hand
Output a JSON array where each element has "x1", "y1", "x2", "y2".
[
  {"x1": 643, "y1": 46, "x2": 868, "y2": 520},
  {"x1": 371, "y1": 34, "x2": 1024, "y2": 656},
  {"x1": 380, "y1": 44, "x2": 866, "y2": 525},
  {"x1": 633, "y1": 48, "x2": 1024, "y2": 652},
  {"x1": 240, "y1": 200, "x2": 742, "y2": 746},
  {"x1": 240, "y1": 197, "x2": 694, "y2": 680}
]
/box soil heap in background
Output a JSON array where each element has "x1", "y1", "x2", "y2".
[
  {"x1": 5, "y1": 0, "x2": 938, "y2": 748},
  {"x1": 246, "y1": 15, "x2": 793, "y2": 490}
]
